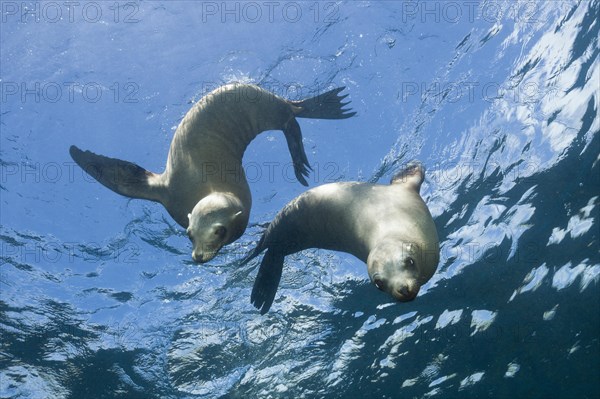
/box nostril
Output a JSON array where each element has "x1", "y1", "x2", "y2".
[{"x1": 395, "y1": 285, "x2": 418, "y2": 301}]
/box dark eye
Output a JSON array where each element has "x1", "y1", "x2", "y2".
[
  {"x1": 406, "y1": 257, "x2": 415, "y2": 268},
  {"x1": 215, "y1": 225, "x2": 226, "y2": 238}
]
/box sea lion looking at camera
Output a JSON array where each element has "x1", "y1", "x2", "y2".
[
  {"x1": 70, "y1": 83, "x2": 355, "y2": 262},
  {"x1": 242, "y1": 161, "x2": 439, "y2": 314}
]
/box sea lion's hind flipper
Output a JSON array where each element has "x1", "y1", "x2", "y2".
[
  {"x1": 69, "y1": 145, "x2": 162, "y2": 202},
  {"x1": 250, "y1": 249, "x2": 285, "y2": 314},
  {"x1": 293, "y1": 87, "x2": 356, "y2": 120},
  {"x1": 283, "y1": 118, "x2": 311, "y2": 186},
  {"x1": 391, "y1": 160, "x2": 425, "y2": 192}
]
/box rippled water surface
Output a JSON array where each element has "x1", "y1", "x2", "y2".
[{"x1": 1, "y1": 1, "x2": 599, "y2": 398}]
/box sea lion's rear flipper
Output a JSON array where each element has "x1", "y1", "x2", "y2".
[
  {"x1": 293, "y1": 87, "x2": 357, "y2": 120},
  {"x1": 69, "y1": 145, "x2": 163, "y2": 202},
  {"x1": 281, "y1": 87, "x2": 355, "y2": 186},
  {"x1": 250, "y1": 249, "x2": 284, "y2": 314},
  {"x1": 391, "y1": 160, "x2": 425, "y2": 193},
  {"x1": 283, "y1": 118, "x2": 311, "y2": 186}
]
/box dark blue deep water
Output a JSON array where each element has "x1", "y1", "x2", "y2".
[{"x1": 1, "y1": 1, "x2": 599, "y2": 398}]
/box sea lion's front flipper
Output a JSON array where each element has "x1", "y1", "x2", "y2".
[
  {"x1": 251, "y1": 249, "x2": 285, "y2": 314},
  {"x1": 283, "y1": 118, "x2": 311, "y2": 186},
  {"x1": 69, "y1": 145, "x2": 163, "y2": 202},
  {"x1": 391, "y1": 160, "x2": 425, "y2": 193}
]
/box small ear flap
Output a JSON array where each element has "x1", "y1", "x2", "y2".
[
  {"x1": 187, "y1": 213, "x2": 192, "y2": 220},
  {"x1": 231, "y1": 210, "x2": 243, "y2": 221}
]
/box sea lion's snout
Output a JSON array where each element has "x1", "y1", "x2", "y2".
[
  {"x1": 392, "y1": 283, "x2": 419, "y2": 302},
  {"x1": 372, "y1": 273, "x2": 420, "y2": 302},
  {"x1": 191, "y1": 251, "x2": 204, "y2": 263},
  {"x1": 192, "y1": 250, "x2": 217, "y2": 264}
]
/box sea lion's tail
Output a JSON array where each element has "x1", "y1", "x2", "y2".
[
  {"x1": 69, "y1": 145, "x2": 163, "y2": 203},
  {"x1": 250, "y1": 249, "x2": 284, "y2": 315},
  {"x1": 293, "y1": 87, "x2": 356, "y2": 120}
]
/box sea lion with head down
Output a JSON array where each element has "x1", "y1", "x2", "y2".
[
  {"x1": 70, "y1": 83, "x2": 355, "y2": 262},
  {"x1": 242, "y1": 161, "x2": 440, "y2": 314}
]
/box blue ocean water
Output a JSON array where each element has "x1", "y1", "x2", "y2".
[{"x1": 1, "y1": 1, "x2": 598, "y2": 398}]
